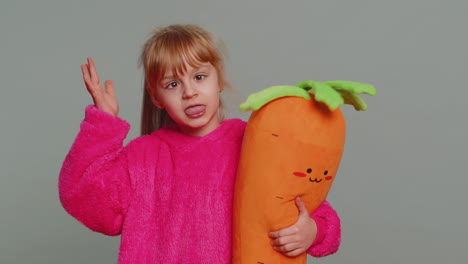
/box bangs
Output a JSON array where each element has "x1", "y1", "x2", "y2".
[{"x1": 142, "y1": 26, "x2": 222, "y2": 89}]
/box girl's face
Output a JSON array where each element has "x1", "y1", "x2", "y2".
[{"x1": 151, "y1": 62, "x2": 222, "y2": 137}]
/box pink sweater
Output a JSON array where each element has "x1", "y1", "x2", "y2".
[{"x1": 59, "y1": 105, "x2": 340, "y2": 263}]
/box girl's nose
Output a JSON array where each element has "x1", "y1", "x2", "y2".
[{"x1": 182, "y1": 83, "x2": 198, "y2": 99}]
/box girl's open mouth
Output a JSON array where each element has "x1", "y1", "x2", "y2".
[{"x1": 185, "y1": 105, "x2": 206, "y2": 118}]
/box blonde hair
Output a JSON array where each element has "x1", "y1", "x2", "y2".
[{"x1": 139, "y1": 24, "x2": 231, "y2": 135}]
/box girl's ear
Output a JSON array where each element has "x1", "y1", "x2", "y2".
[
  {"x1": 146, "y1": 86, "x2": 164, "y2": 109},
  {"x1": 218, "y1": 80, "x2": 224, "y2": 92},
  {"x1": 152, "y1": 98, "x2": 164, "y2": 109}
]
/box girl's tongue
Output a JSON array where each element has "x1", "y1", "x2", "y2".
[{"x1": 185, "y1": 105, "x2": 206, "y2": 117}]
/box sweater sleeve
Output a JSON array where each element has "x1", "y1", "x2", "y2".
[
  {"x1": 58, "y1": 105, "x2": 133, "y2": 236},
  {"x1": 307, "y1": 200, "x2": 341, "y2": 257}
]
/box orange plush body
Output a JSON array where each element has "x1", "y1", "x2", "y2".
[
  {"x1": 232, "y1": 81, "x2": 376, "y2": 264},
  {"x1": 233, "y1": 96, "x2": 345, "y2": 264}
]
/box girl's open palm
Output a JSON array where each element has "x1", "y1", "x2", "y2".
[{"x1": 81, "y1": 57, "x2": 119, "y2": 117}]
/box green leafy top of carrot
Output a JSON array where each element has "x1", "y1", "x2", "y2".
[{"x1": 239, "y1": 80, "x2": 376, "y2": 112}]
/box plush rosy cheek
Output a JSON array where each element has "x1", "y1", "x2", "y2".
[
  {"x1": 293, "y1": 172, "x2": 306, "y2": 177},
  {"x1": 325, "y1": 176, "x2": 333, "y2": 181}
]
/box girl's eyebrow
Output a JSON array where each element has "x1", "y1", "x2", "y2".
[
  {"x1": 195, "y1": 64, "x2": 209, "y2": 71},
  {"x1": 161, "y1": 75, "x2": 175, "y2": 81},
  {"x1": 162, "y1": 64, "x2": 211, "y2": 81},
  {"x1": 192, "y1": 64, "x2": 210, "y2": 72}
]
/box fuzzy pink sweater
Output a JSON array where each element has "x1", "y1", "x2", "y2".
[{"x1": 59, "y1": 105, "x2": 340, "y2": 263}]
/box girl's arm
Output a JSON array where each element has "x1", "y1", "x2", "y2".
[
  {"x1": 58, "y1": 105, "x2": 133, "y2": 236},
  {"x1": 59, "y1": 58, "x2": 131, "y2": 235}
]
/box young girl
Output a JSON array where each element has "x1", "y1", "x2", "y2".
[{"x1": 59, "y1": 24, "x2": 341, "y2": 263}]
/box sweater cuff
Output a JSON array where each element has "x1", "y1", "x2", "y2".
[
  {"x1": 310, "y1": 214, "x2": 326, "y2": 246},
  {"x1": 83, "y1": 105, "x2": 131, "y2": 139},
  {"x1": 306, "y1": 200, "x2": 341, "y2": 258}
]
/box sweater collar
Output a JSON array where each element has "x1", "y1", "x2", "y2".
[{"x1": 151, "y1": 119, "x2": 245, "y2": 147}]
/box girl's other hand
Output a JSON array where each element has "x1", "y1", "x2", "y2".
[
  {"x1": 81, "y1": 57, "x2": 119, "y2": 117},
  {"x1": 268, "y1": 197, "x2": 317, "y2": 257}
]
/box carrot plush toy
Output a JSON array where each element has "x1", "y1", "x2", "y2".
[{"x1": 232, "y1": 80, "x2": 376, "y2": 264}]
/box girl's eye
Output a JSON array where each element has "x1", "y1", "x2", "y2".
[
  {"x1": 195, "y1": 74, "x2": 206, "y2": 81},
  {"x1": 166, "y1": 81, "x2": 178, "y2": 89}
]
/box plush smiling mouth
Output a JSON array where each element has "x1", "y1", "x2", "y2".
[{"x1": 309, "y1": 177, "x2": 322, "y2": 183}]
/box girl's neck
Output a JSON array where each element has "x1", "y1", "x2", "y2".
[{"x1": 176, "y1": 118, "x2": 221, "y2": 137}]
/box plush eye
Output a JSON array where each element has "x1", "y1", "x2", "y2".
[
  {"x1": 307, "y1": 168, "x2": 312, "y2": 173},
  {"x1": 324, "y1": 170, "x2": 328, "y2": 175}
]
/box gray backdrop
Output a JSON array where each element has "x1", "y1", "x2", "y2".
[{"x1": 2, "y1": 0, "x2": 467, "y2": 263}]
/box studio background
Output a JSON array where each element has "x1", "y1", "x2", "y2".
[{"x1": 1, "y1": 0, "x2": 467, "y2": 263}]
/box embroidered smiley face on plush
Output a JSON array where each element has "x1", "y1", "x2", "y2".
[
  {"x1": 293, "y1": 168, "x2": 333, "y2": 183},
  {"x1": 294, "y1": 168, "x2": 333, "y2": 183}
]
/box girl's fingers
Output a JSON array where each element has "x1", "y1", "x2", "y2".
[
  {"x1": 104, "y1": 80, "x2": 115, "y2": 96},
  {"x1": 87, "y1": 57, "x2": 100, "y2": 84},
  {"x1": 81, "y1": 64, "x2": 89, "y2": 82},
  {"x1": 269, "y1": 225, "x2": 298, "y2": 239},
  {"x1": 283, "y1": 248, "x2": 304, "y2": 257},
  {"x1": 273, "y1": 241, "x2": 300, "y2": 253},
  {"x1": 81, "y1": 65, "x2": 93, "y2": 91},
  {"x1": 271, "y1": 234, "x2": 306, "y2": 257},
  {"x1": 271, "y1": 234, "x2": 296, "y2": 247},
  {"x1": 81, "y1": 63, "x2": 104, "y2": 105},
  {"x1": 80, "y1": 58, "x2": 118, "y2": 116},
  {"x1": 82, "y1": 64, "x2": 101, "y2": 95},
  {"x1": 295, "y1": 197, "x2": 309, "y2": 217}
]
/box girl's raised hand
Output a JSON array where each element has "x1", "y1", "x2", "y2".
[
  {"x1": 81, "y1": 57, "x2": 119, "y2": 117},
  {"x1": 269, "y1": 197, "x2": 317, "y2": 257}
]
